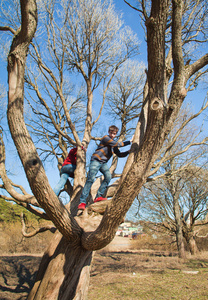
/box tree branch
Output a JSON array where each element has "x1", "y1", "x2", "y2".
[
  {"x1": 186, "y1": 54, "x2": 208, "y2": 80},
  {"x1": 0, "y1": 26, "x2": 16, "y2": 34},
  {"x1": 123, "y1": 0, "x2": 143, "y2": 14},
  {"x1": 7, "y1": 0, "x2": 82, "y2": 242},
  {"x1": 21, "y1": 213, "x2": 56, "y2": 237}
]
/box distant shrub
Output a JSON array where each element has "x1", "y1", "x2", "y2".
[
  {"x1": 130, "y1": 234, "x2": 177, "y2": 253},
  {"x1": 0, "y1": 198, "x2": 41, "y2": 224},
  {"x1": 0, "y1": 198, "x2": 53, "y2": 254}
]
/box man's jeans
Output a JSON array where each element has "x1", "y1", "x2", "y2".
[
  {"x1": 53, "y1": 164, "x2": 76, "y2": 196},
  {"x1": 80, "y1": 160, "x2": 111, "y2": 204}
]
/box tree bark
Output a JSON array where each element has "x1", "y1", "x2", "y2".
[
  {"x1": 28, "y1": 232, "x2": 92, "y2": 300},
  {"x1": 187, "y1": 236, "x2": 198, "y2": 255},
  {"x1": 174, "y1": 199, "x2": 186, "y2": 259},
  {"x1": 28, "y1": 204, "x2": 105, "y2": 300}
]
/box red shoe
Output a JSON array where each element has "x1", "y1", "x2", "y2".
[
  {"x1": 94, "y1": 197, "x2": 107, "y2": 203},
  {"x1": 78, "y1": 203, "x2": 86, "y2": 210}
]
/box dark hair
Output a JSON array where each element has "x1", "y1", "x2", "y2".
[{"x1": 108, "y1": 125, "x2": 119, "y2": 133}]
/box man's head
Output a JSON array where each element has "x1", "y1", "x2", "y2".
[{"x1": 108, "y1": 125, "x2": 119, "y2": 139}]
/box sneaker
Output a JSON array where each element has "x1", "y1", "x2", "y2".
[
  {"x1": 78, "y1": 203, "x2": 86, "y2": 210},
  {"x1": 94, "y1": 197, "x2": 107, "y2": 203}
]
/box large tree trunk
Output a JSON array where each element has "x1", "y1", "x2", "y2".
[
  {"x1": 28, "y1": 204, "x2": 105, "y2": 300},
  {"x1": 6, "y1": 0, "x2": 171, "y2": 298},
  {"x1": 28, "y1": 232, "x2": 92, "y2": 300}
]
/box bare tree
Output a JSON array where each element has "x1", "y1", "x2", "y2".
[
  {"x1": 136, "y1": 107, "x2": 208, "y2": 258},
  {"x1": 106, "y1": 60, "x2": 145, "y2": 136},
  {"x1": 182, "y1": 166, "x2": 208, "y2": 254},
  {"x1": 0, "y1": 0, "x2": 208, "y2": 298},
  {"x1": 139, "y1": 163, "x2": 208, "y2": 257},
  {"x1": 24, "y1": 0, "x2": 140, "y2": 147},
  {"x1": 0, "y1": 0, "x2": 140, "y2": 201}
]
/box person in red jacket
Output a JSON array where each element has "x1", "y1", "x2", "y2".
[{"x1": 53, "y1": 147, "x2": 86, "y2": 196}]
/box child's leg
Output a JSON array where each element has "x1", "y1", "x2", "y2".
[
  {"x1": 53, "y1": 164, "x2": 76, "y2": 196},
  {"x1": 79, "y1": 160, "x2": 101, "y2": 204},
  {"x1": 95, "y1": 162, "x2": 111, "y2": 198},
  {"x1": 53, "y1": 173, "x2": 69, "y2": 196}
]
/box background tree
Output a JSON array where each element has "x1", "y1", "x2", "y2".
[
  {"x1": 138, "y1": 164, "x2": 208, "y2": 257},
  {"x1": 135, "y1": 106, "x2": 208, "y2": 258},
  {"x1": 0, "y1": 0, "x2": 140, "y2": 205},
  {"x1": 0, "y1": 0, "x2": 208, "y2": 299},
  {"x1": 106, "y1": 60, "x2": 145, "y2": 136},
  {"x1": 181, "y1": 166, "x2": 208, "y2": 254}
]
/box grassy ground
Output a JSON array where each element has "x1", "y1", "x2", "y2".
[
  {"x1": 0, "y1": 237, "x2": 208, "y2": 299},
  {"x1": 88, "y1": 251, "x2": 208, "y2": 300}
]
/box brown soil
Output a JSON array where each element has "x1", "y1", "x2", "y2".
[{"x1": 0, "y1": 254, "x2": 42, "y2": 300}]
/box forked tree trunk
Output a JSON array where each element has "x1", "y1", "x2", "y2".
[
  {"x1": 28, "y1": 205, "x2": 105, "y2": 300},
  {"x1": 28, "y1": 232, "x2": 92, "y2": 300}
]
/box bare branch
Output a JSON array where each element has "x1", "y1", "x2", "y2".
[
  {"x1": 186, "y1": 54, "x2": 208, "y2": 80},
  {"x1": 123, "y1": 0, "x2": 143, "y2": 14},
  {"x1": 21, "y1": 213, "x2": 56, "y2": 237},
  {"x1": 0, "y1": 26, "x2": 16, "y2": 34},
  {"x1": 0, "y1": 130, "x2": 39, "y2": 206},
  {"x1": 172, "y1": 0, "x2": 185, "y2": 79},
  {"x1": 148, "y1": 99, "x2": 208, "y2": 178},
  {"x1": 7, "y1": 0, "x2": 82, "y2": 241}
]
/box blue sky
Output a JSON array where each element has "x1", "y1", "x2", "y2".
[{"x1": 0, "y1": 0, "x2": 207, "y2": 217}]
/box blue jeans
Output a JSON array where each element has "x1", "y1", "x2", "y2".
[
  {"x1": 80, "y1": 160, "x2": 111, "y2": 204},
  {"x1": 53, "y1": 164, "x2": 76, "y2": 196}
]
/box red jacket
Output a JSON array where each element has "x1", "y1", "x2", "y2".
[{"x1": 62, "y1": 148, "x2": 77, "y2": 166}]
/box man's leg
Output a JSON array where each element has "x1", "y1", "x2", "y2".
[
  {"x1": 79, "y1": 160, "x2": 101, "y2": 205},
  {"x1": 95, "y1": 162, "x2": 111, "y2": 199}
]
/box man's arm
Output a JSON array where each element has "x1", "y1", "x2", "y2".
[
  {"x1": 114, "y1": 147, "x2": 130, "y2": 158},
  {"x1": 102, "y1": 135, "x2": 131, "y2": 148}
]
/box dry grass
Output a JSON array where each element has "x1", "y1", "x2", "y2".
[
  {"x1": 0, "y1": 223, "x2": 53, "y2": 254},
  {"x1": 89, "y1": 250, "x2": 208, "y2": 300},
  {"x1": 1, "y1": 250, "x2": 208, "y2": 300}
]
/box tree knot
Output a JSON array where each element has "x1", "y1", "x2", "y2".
[
  {"x1": 26, "y1": 155, "x2": 42, "y2": 169},
  {"x1": 150, "y1": 97, "x2": 164, "y2": 111},
  {"x1": 145, "y1": 17, "x2": 156, "y2": 28},
  {"x1": 180, "y1": 87, "x2": 187, "y2": 98}
]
